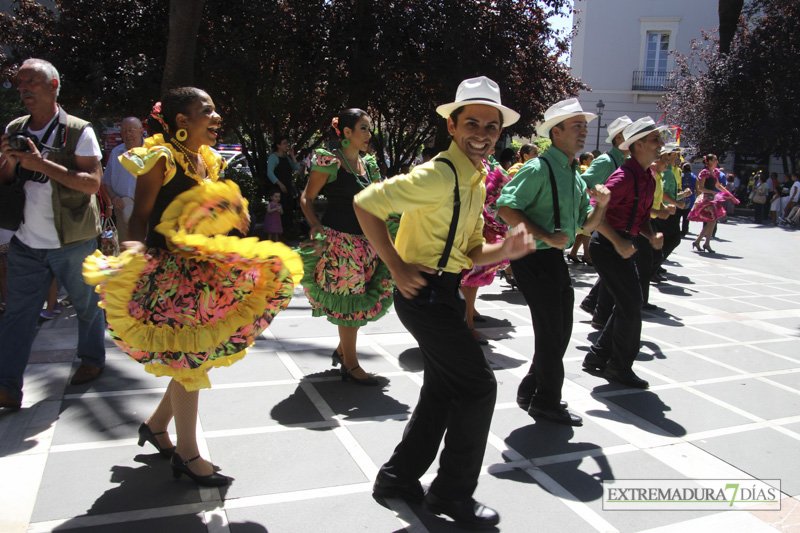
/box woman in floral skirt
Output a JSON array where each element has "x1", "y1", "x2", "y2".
[
  {"x1": 298, "y1": 109, "x2": 393, "y2": 385},
  {"x1": 83, "y1": 88, "x2": 301, "y2": 486}
]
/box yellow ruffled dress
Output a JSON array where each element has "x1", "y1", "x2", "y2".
[{"x1": 83, "y1": 135, "x2": 302, "y2": 390}]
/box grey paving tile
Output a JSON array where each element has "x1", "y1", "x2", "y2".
[
  {"x1": 52, "y1": 392, "x2": 164, "y2": 445},
  {"x1": 30, "y1": 328, "x2": 78, "y2": 352},
  {"x1": 641, "y1": 327, "x2": 727, "y2": 349},
  {"x1": 200, "y1": 383, "x2": 324, "y2": 431},
  {"x1": 312, "y1": 374, "x2": 415, "y2": 420},
  {"x1": 286, "y1": 345, "x2": 399, "y2": 375},
  {"x1": 762, "y1": 372, "x2": 800, "y2": 393},
  {"x1": 636, "y1": 351, "x2": 742, "y2": 382},
  {"x1": 64, "y1": 357, "x2": 164, "y2": 394},
  {"x1": 206, "y1": 430, "x2": 367, "y2": 499},
  {"x1": 50, "y1": 514, "x2": 208, "y2": 533},
  {"x1": 206, "y1": 349, "x2": 295, "y2": 385},
  {"x1": 695, "y1": 298, "x2": 770, "y2": 313},
  {"x1": 692, "y1": 378, "x2": 800, "y2": 420},
  {"x1": 373, "y1": 343, "x2": 424, "y2": 372},
  {"x1": 605, "y1": 389, "x2": 753, "y2": 436},
  {"x1": 691, "y1": 427, "x2": 800, "y2": 496},
  {"x1": 744, "y1": 297, "x2": 800, "y2": 311},
  {"x1": 31, "y1": 447, "x2": 205, "y2": 522},
  {"x1": 540, "y1": 450, "x2": 715, "y2": 532},
  {"x1": 692, "y1": 344, "x2": 799, "y2": 373},
  {"x1": 267, "y1": 316, "x2": 340, "y2": 338},
  {"x1": 754, "y1": 339, "x2": 800, "y2": 359},
  {"x1": 495, "y1": 408, "x2": 628, "y2": 460},
  {"x1": 226, "y1": 492, "x2": 402, "y2": 533}
]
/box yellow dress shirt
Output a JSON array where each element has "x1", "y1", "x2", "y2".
[
  {"x1": 354, "y1": 142, "x2": 486, "y2": 273},
  {"x1": 650, "y1": 170, "x2": 665, "y2": 218}
]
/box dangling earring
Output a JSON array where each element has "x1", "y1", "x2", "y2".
[
  {"x1": 175, "y1": 129, "x2": 188, "y2": 142},
  {"x1": 341, "y1": 138, "x2": 350, "y2": 148}
]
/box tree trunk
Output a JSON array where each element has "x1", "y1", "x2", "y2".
[
  {"x1": 161, "y1": 0, "x2": 206, "y2": 96},
  {"x1": 718, "y1": 0, "x2": 744, "y2": 55}
]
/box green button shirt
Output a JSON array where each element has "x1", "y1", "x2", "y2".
[
  {"x1": 497, "y1": 146, "x2": 592, "y2": 250},
  {"x1": 662, "y1": 164, "x2": 679, "y2": 203},
  {"x1": 580, "y1": 146, "x2": 626, "y2": 188}
]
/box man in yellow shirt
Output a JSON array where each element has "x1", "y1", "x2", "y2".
[{"x1": 354, "y1": 76, "x2": 534, "y2": 528}]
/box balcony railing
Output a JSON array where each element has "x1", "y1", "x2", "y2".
[{"x1": 631, "y1": 70, "x2": 676, "y2": 92}]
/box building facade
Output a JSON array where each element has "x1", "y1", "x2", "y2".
[{"x1": 569, "y1": 0, "x2": 719, "y2": 155}]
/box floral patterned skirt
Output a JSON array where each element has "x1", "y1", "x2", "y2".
[
  {"x1": 461, "y1": 213, "x2": 508, "y2": 288},
  {"x1": 688, "y1": 192, "x2": 729, "y2": 223},
  {"x1": 298, "y1": 227, "x2": 393, "y2": 326},
  {"x1": 83, "y1": 180, "x2": 303, "y2": 391}
]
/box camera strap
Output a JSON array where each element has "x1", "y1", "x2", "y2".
[{"x1": 17, "y1": 107, "x2": 66, "y2": 154}]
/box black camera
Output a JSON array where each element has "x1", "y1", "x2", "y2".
[{"x1": 7, "y1": 132, "x2": 36, "y2": 152}]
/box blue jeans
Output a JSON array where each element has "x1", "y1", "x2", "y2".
[{"x1": 0, "y1": 236, "x2": 105, "y2": 402}]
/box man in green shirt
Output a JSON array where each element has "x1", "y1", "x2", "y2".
[{"x1": 497, "y1": 98, "x2": 610, "y2": 426}]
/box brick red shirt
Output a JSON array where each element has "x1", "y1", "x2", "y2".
[{"x1": 603, "y1": 157, "x2": 655, "y2": 236}]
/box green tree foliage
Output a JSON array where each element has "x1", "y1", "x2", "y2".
[
  {"x1": 0, "y1": 0, "x2": 167, "y2": 122},
  {"x1": 2, "y1": 0, "x2": 582, "y2": 187},
  {"x1": 663, "y1": 0, "x2": 799, "y2": 174}
]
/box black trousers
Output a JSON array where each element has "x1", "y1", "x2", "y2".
[
  {"x1": 511, "y1": 248, "x2": 573, "y2": 409},
  {"x1": 588, "y1": 232, "x2": 644, "y2": 372},
  {"x1": 678, "y1": 207, "x2": 692, "y2": 235},
  {"x1": 652, "y1": 214, "x2": 681, "y2": 270},
  {"x1": 379, "y1": 272, "x2": 496, "y2": 500}
]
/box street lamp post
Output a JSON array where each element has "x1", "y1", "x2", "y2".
[{"x1": 595, "y1": 99, "x2": 605, "y2": 151}]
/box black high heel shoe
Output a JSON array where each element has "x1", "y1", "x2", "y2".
[
  {"x1": 692, "y1": 241, "x2": 702, "y2": 252},
  {"x1": 170, "y1": 453, "x2": 230, "y2": 487},
  {"x1": 138, "y1": 423, "x2": 175, "y2": 458},
  {"x1": 567, "y1": 255, "x2": 582, "y2": 264},
  {"x1": 331, "y1": 349, "x2": 343, "y2": 367},
  {"x1": 703, "y1": 243, "x2": 715, "y2": 253},
  {"x1": 340, "y1": 365, "x2": 379, "y2": 386}
]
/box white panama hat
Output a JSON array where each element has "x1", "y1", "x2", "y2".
[
  {"x1": 605, "y1": 115, "x2": 633, "y2": 144},
  {"x1": 619, "y1": 117, "x2": 668, "y2": 150},
  {"x1": 661, "y1": 142, "x2": 683, "y2": 154},
  {"x1": 536, "y1": 98, "x2": 597, "y2": 138},
  {"x1": 436, "y1": 76, "x2": 520, "y2": 127}
]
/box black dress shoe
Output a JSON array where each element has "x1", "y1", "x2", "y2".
[
  {"x1": 590, "y1": 318, "x2": 606, "y2": 330},
  {"x1": 527, "y1": 405, "x2": 583, "y2": 426},
  {"x1": 516, "y1": 395, "x2": 567, "y2": 411},
  {"x1": 0, "y1": 389, "x2": 21, "y2": 410},
  {"x1": 578, "y1": 301, "x2": 594, "y2": 315},
  {"x1": 582, "y1": 354, "x2": 607, "y2": 372},
  {"x1": 170, "y1": 453, "x2": 230, "y2": 487},
  {"x1": 372, "y1": 473, "x2": 424, "y2": 503},
  {"x1": 603, "y1": 368, "x2": 649, "y2": 389},
  {"x1": 424, "y1": 491, "x2": 500, "y2": 528}
]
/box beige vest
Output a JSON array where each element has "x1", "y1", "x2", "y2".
[{"x1": 7, "y1": 110, "x2": 101, "y2": 247}]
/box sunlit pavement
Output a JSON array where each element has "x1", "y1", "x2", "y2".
[{"x1": 1, "y1": 216, "x2": 799, "y2": 533}]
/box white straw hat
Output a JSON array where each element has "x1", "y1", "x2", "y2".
[
  {"x1": 661, "y1": 142, "x2": 683, "y2": 154},
  {"x1": 605, "y1": 115, "x2": 633, "y2": 144},
  {"x1": 536, "y1": 98, "x2": 597, "y2": 138},
  {"x1": 619, "y1": 117, "x2": 668, "y2": 150},
  {"x1": 436, "y1": 76, "x2": 520, "y2": 126}
]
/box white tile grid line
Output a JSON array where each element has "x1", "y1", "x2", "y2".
[
  {"x1": 26, "y1": 502, "x2": 226, "y2": 533},
  {"x1": 484, "y1": 433, "x2": 622, "y2": 533}
]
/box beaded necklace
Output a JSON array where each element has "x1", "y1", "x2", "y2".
[
  {"x1": 338, "y1": 149, "x2": 371, "y2": 189},
  {"x1": 171, "y1": 137, "x2": 208, "y2": 181}
]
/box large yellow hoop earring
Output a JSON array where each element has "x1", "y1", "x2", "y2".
[{"x1": 175, "y1": 129, "x2": 188, "y2": 142}]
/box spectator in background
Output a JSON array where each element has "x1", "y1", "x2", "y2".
[
  {"x1": 781, "y1": 173, "x2": 799, "y2": 222},
  {"x1": 268, "y1": 135, "x2": 300, "y2": 238},
  {"x1": 679, "y1": 162, "x2": 697, "y2": 236},
  {"x1": 497, "y1": 147, "x2": 516, "y2": 171},
  {"x1": 102, "y1": 116, "x2": 143, "y2": 242},
  {"x1": 0, "y1": 58, "x2": 106, "y2": 410},
  {"x1": 507, "y1": 143, "x2": 538, "y2": 177},
  {"x1": 752, "y1": 173, "x2": 769, "y2": 224}
]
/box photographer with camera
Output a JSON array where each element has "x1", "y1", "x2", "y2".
[{"x1": 0, "y1": 58, "x2": 106, "y2": 410}]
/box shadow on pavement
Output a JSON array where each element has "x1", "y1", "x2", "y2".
[
  {"x1": 587, "y1": 391, "x2": 687, "y2": 437},
  {"x1": 503, "y1": 424, "x2": 611, "y2": 502}
]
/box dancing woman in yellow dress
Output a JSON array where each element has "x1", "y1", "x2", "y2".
[{"x1": 83, "y1": 88, "x2": 301, "y2": 486}]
